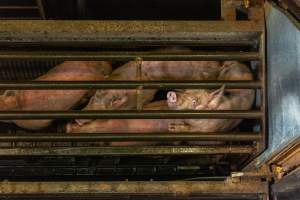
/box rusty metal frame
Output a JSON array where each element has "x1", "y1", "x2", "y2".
[
  {"x1": 0, "y1": 146, "x2": 254, "y2": 156},
  {"x1": 0, "y1": 51, "x2": 261, "y2": 61},
  {"x1": 0, "y1": 179, "x2": 268, "y2": 196},
  {"x1": 0, "y1": 132, "x2": 261, "y2": 142},
  {"x1": 0, "y1": 20, "x2": 263, "y2": 47}
]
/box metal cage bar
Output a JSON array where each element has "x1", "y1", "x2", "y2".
[
  {"x1": 0, "y1": 20, "x2": 263, "y2": 47},
  {"x1": 0, "y1": 80, "x2": 261, "y2": 89},
  {"x1": 0, "y1": 180, "x2": 267, "y2": 196},
  {"x1": 0, "y1": 110, "x2": 262, "y2": 120},
  {"x1": 0, "y1": 146, "x2": 254, "y2": 156},
  {"x1": 0, "y1": 51, "x2": 261, "y2": 61},
  {"x1": 0, "y1": 133, "x2": 261, "y2": 142}
]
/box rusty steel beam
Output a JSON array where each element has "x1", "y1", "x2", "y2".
[
  {"x1": 0, "y1": 110, "x2": 262, "y2": 120},
  {"x1": 0, "y1": 20, "x2": 263, "y2": 47},
  {"x1": 0, "y1": 80, "x2": 261, "y2": 90},
  {"x1": 0, "y1": 146, "x2": 254, "y2": 156},
  {"x1": 0, "y1": 133, "x2": 261, "y2": 142},
  {"x1": 0, "y1": 51, "x2": 261, "y2": 61},
  {"x1": 0, "y1": 180, "x2": 267, "y2": 195}
]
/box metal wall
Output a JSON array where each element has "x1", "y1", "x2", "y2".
[{"x1": 255, "y1": 2, "x2": 300, "y2": 166}]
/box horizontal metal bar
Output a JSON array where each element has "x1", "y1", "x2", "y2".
[
  {"x1": 0, "y1": 17, "x2": 41, "y2": 20},
  {"x1": 0, "y1": 146, "x2": 254, "y2": 156},
  {"x1": 0, "y1": 20, "x2": 262, "y2": 47},
  {"x1": 0, "y1": 180, "x2": 267, "y2": 195},
  {"x1": 0, "y1": 6, "x2": 38, "y2": 9},
  {"x1": 0, "y1": 133, "x2": 261, "y2": 142},
  {"x1": 0, "y1": 40, "x2": 256, "y2": 47},
  {"x1": 0, "y1": 181, "x2": 267, "y2": 195},
  {"x1": 0, "y1": 194, "x2": 264, "y2": 200},
  {"x1": 0, "y1": 51, "x2": 261, "y2": 61},
  {"x1": 0, "y1": 110, "x2": 262, "y2": 119},
  {"x1": 0, "y1": 80, "x2": 261, "y2": 89}
]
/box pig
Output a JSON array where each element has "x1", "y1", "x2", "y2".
[
  {"x1": 67, "y1": 100, "x2": 172, "y2": 146},
  {"x1": 67, "y1": 100, "x2": 170, "y2": 134},
  {"x1": 166, "y1": 61, "x2": 255, "y2": 133},
  {"x1": 77, "y1": 60, "x2": 222, "y2": 125},
  {"x1": 167, "y1": 85, "x2": 254, "y2": 133},
  {"x1": 0, "y1": 61, "x2": 112, "y2": 130}
]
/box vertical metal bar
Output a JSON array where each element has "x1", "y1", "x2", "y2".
[
  {"x1": 248, "y1": 7, "x2": 266, "y2": 154},
  {"x1": 135, "y1": 57, "x2": 143, "y2": 110},
  {"x1": 259, "y1": 19, "x2": 267, "y2": 154},
  {"x1": 36, "y1": 0, "x2": 46, "y2": 19}
]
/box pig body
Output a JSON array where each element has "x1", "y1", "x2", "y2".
[
  {"x1": 70, "y1": 61, "x2": 254, "y2": 146},
  {"x1": 78, "y1": 60, "x2": 221, "y2": 125},
  {"x1": 84, "y1": 60, "x2": 221, "y2": 110},
  {"x1": 0, "y1": 61, "x2": 112, "y2": 130},
  {"x1": 67, "y1": 100, "x2": 172, "y2": 146}
]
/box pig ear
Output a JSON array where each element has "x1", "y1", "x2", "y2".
[
  {"x1": 111, "y1": 95, "x2": 128, "y2": 108},
  {"x1": 207, "y1": 85, "x2": 225, "y2": 108}
]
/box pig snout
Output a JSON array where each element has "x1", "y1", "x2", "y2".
[{"x1": 167, "y1": 91, "x2": 177, "y2": 108}]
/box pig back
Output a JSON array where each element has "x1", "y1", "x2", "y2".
[
  {"x1": 142, "y1": 61, "x2": 221, "y2": 80},
  {"x1": 8, "y1": 61, "x2": 112, "y2": 130}
]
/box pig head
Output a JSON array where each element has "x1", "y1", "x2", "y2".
[{"x1": 167, "y1": 85, "x2": 254, "y2": 133}]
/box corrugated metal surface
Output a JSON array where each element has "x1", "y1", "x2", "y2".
[{"x1": 254, "y1": 2, "x2": 300, "y2": 167}]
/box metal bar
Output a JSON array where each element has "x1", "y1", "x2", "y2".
[
  {"x1": 0, "y1": 146, "x2": 254, "y2": 155},
  {"x1": 0, "y1": 194, "x2": 264, "y2": 200},
  {"x1": 36, "y1": 0, "x2": 46, "y2": 19},
  {"x1": 0, "y1": 51, "x2": 261, "y2": 61},
  {"x1": 258, "y1": 16, "x2": 267, "y2": 153},
  {"x1": 0, "y1": 81, "x2": 261, "y2": 90},
  {"x1": 0, "y1": 180, "x2": 267, "y2": 195},
  {"x1": 0, "y1": 110, "x2": 262, "y2": 120},
  {"x1": 0, "y1": 17, "x2": 41, "y2": 20},
  {"x1": 0, "y1": 20, "x2": 263, "y2": 46},
  {"x1": 0, "y1": 133, "x2": 261, "y2": 142},
  {"x1": 136, "y1": 57, "x2": 143, "y2": 110},
  {"x1": 0, "y1": 40, "x2": 256, "y2": 47},
  {"x1": 0, "y1": 6, "x2": 39, "y2": 9}
]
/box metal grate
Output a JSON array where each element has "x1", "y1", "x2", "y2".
[
  {"x1": 0, "y1": 8, "x2": 266, "y2": 199},
  {"x1": 0, "y1": 2, "x2": 269, "y2": 199},
  {"x1": 0, "y1": 14, "x2": 266, "y2": 157}
]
